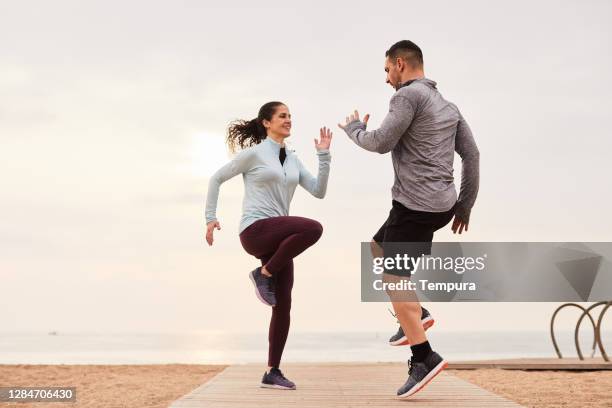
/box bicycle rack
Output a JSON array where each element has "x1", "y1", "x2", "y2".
[{"x1": 550, "y1": 301, "x2": 611, "y2": 361}]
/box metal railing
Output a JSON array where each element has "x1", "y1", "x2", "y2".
[{"x1": 550, "y1": 301, "x2": 611, "y2": 361}]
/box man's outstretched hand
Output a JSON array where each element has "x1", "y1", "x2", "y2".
[
  {"x1": 451, "y1": 216, "x2": 468, "y2": 234},
  {"x1": 338, "y1": 110, "x2": 370, "y2": 129}
]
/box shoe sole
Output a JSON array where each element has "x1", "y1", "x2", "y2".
[
  {"x1": 389, "y1": 316, "x2": 435, "y2": 346},
  {"x1": 397, "y1": 359, "x2": 448, "y2": 399},
  {"x1": 249, "y1": 270, "x2": 275, "y2": 307},
  {"x1": 260, "y1": 383, "x2": 296, "y2": 390}
]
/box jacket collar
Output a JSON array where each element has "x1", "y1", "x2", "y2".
[
  {"x1": 398, "y1": 77, "x2": 437, "y2": 90},
  {"x1": 264, "y1": 137, "x2": 294, "y2": 154}
]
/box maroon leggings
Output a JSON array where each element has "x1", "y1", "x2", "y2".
[{"x1": 239, "y1": 216, "x2": 323, "y2": 368}]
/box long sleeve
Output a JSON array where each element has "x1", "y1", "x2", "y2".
[
  {"x1": 297, "y1": 149, "x2": 331, "y2": 199},
  {"x1": 204, "y1": 149, "x2": 253, "y2": 224},
  {"x1": 454, "y1": 113, "x2": 480, "y2": 224},
  {"x1": 342, "y1": 92, "x2": 416, "y2": 154}
]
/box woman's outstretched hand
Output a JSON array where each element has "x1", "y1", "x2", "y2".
[
  {"x1": 314, "y1": 127, "x2": 333, "y2": 151},
  {"x1": 206, "y1": 220, "x2": 221, "y2": 246}
]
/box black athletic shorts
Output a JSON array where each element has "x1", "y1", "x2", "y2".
[{"x1": 373, "y1": 200, "x2": 456, "y2": 276}]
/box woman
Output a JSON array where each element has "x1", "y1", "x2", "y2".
[{"x1": 204, "y1": 101, "x2": 332, "y2": 390}]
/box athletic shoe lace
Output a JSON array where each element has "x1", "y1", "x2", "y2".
[
  {"x1": 273, "y1": 368, "x2": 288, "y2": 380},
  {"x1": 407, "y1": 357, "x2": 416, "y2": 376}
]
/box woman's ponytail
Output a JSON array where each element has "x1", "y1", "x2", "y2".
[{"x1": 227, "y1": 101, "x2": 285, "y2": 152}]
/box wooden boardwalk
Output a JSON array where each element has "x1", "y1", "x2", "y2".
[{"x1": 169, "y1": 363, "x2": 523, "y2": 408}]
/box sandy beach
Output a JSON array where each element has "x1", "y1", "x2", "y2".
[
  {"x1": 450, "y1": 368, "x2": 612, "y2": 408},
  {"x1": 1, "y1": 364, "x2": 611, "y2": 407},
  {"x1": 0, "y1": 364, "x2": 225, "y2": 408}
]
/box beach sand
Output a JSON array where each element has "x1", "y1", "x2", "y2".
[
  {"x1": 1, "y1": 364, "x2": 611, "y2": 407},
  {"x1": 0, "y1": 364, "x2": 225, "y2": 408},
  {"x1": 449, "y1": 368, "x2": 612, "y2": 408}
]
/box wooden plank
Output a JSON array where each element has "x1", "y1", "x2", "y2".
[
  {"x1": 449, "y1": 357, "x2": 612, "y2": 370},
  {"x1": 170, "y1": 363, "x2": 523, "y2": 407}
]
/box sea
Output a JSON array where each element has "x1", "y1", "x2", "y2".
[{"x1": 1, "y1": 330, "x2": 608, "y2": 365}]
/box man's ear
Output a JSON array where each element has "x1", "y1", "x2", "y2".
[{"x1": 396, "y1": 57, "x2": 405, "y2": 72}]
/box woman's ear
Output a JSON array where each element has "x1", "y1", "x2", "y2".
[{"x1": 262, "y1": 119, "x2": 270, "y2": 129}]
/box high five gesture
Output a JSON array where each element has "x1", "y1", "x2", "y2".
[{"x1": 315, "y1": 126, "x2": 333, "y2": 151}]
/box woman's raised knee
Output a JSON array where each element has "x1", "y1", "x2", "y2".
[{"x1": 304, "y1": 219, "x2": 323, "y2": 240}]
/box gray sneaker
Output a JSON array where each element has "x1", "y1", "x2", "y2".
[
  {"x1": 397, "y1": 351, "x2": 447, "y2": 398},
  {"x1": 389, "y1": 307, "x2": 434, "y2": 346},
  {"x1": 261, "y1": 367, "x2": 296, "y2": 390},
  {"x1": 249, "y1": 267, "x2": 276, "y2": 307}
]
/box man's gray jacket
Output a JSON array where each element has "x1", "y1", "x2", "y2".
[{"x1": 343, "y1": 78, "x2": 480, "y2": 223}]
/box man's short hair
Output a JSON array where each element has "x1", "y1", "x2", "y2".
[{"x1": 385, "y1": 40, "x2": 423, "y2": 68}]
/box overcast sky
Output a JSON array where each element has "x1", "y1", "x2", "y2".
[{"x1": 1, "y1": 0, "x2": 611, "y2": 334}]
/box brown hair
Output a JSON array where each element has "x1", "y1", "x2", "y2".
[{"x1": 226, "y1": 101, "x2": 285, "y2": 152}]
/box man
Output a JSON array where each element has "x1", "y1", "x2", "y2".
[{"x1": 339, "y1": 40, "x2": 480, "y2": 398}]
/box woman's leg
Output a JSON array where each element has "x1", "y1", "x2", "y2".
[
  {"x1": 267, "y1": 259, "x2": 293, "y2": 368},
  {"x1": 240, "y1": 216, "x2": 323, "y2": 276},
  {"x1": 239, "y1": 216, "x2": 322, "y2": 372},
  {"x1": 263, "y1": 217, "x2": 322, "y2": 275}
]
